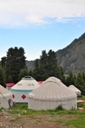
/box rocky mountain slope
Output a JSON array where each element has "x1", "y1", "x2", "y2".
[
  {"x1": 26, "y1": 60, "x2": 35, "y2": 70},
  {"x1": 56, "y1": 33, "x2": 85, "y2": 74},
  {"x1": 26, "y1": 33, "x2": 85, "y2": 74}
]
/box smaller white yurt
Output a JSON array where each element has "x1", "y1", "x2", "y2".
[
  {"x1": 28, "y1": 77, "x2": 77, "y2": 110},
  {"x1": 0, "y1": 85, "x2": 13, "y2": 109},
  {"x1": 10, "y1": 76, "x2": 40, "y2": 103},
  {"x1": 68, "y1": 85, "x2": 81, "y2": 96}
]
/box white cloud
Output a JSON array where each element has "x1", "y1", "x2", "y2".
[{"x1": 0, "y1": 0, "x2": 85, "y2": 27}]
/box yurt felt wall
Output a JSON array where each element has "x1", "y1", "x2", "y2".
[
  {"x1": 28, "y1": 77, "x2": 77, "y2": 110},
  {"x1": 10, "y1": 76, "x2": 40, "y2": 103},
  {"x1": 68, "y1": 85, "x2": 81, "y2": 96},
  {"x1": 0, "y1": 85, "x2": 13, "y2": 109}
]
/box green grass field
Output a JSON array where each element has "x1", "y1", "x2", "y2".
[{"x1": 1, "y1": 96, "x2": 85, "y2": 128}]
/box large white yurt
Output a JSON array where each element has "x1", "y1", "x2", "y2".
[
  {"x1": 28, "y1": 77, "x2": 77, "y2": 110},
  {"x1": 68, "y1": 85, "x2": 81, "y2": 96},
  {"x1": 10, "y1": 76, "x2": 40, "y2": 103},
  {"x1": 0, "y1": 85, "x2": 13, "y2": 109}
]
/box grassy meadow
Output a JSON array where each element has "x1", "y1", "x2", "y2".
[{"x1": 0, "y1": 96, "x2": 85, "y2": 128}]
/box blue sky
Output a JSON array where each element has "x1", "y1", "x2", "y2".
[{"x1": 0, "y1": 0, "x2": 85, "y2": 60}]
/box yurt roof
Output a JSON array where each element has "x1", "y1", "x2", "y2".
[
  {"x1": 6, "y1": 83, "x2": 15, "y2": 87},
  {"x1": 28, "y1": 77, "x2": 77, "y2": 101},
  {"x1": 37, "y1": 81, "x2": 44, "y2": 84},
  {"x1": 44, "y1": 77, "x2": 61, "y2": 84},
  {"x1": 11, "y1": 76, "x2": 39, "y2": 91},
  {"x1": 22, "y1": 76, "x2": 34, "y2": 80},
  {"x1": 0, "y1": 85, "x2": 12, "y2": 97},
  {"x1": 0, "y1": 85, "x2": 10, "y2": 94},
  {"x1": 68, "y1": 85, "x2": 81, "y2": 92}
]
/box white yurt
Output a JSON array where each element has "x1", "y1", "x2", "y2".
[
  {"x1": 28, "y1": 77, "x2": 77, "y2": 110},
  {"x1": 10, "y1": 76, "x2": 40, "y2": 103},
  {"x1": 68, "y1": 85, "x2": 81, "y2": 96},
  {"x1": 0, "y1": 85, "x2": 13, "y2": 109}
]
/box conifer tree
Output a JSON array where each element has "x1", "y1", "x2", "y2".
[
  {"x1": 0, "y1": 66, "x2": 6, "y2": 87},
  {"x1": 4, "y1": 47, "x2": 26, "y2": 83},
  {"x1": 33, "y1": 49, "x2": 64, "y2": 81}
]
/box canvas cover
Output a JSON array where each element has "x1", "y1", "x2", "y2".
[
  {"x1": 28, "y1": 77, "x2": 77, "y2": 110},
  {"x1": 11, "y1": 76, "x2": 40, "y2": 103},
  {"x1": 68, "y1": 85, "x2": 81, "y2": 96},
  {"x1": 37, "y1": 81, "x2": 44, "y2": 84},
  {"x1": 0, "y1": 85, "x2": 13, "y2": 109}
]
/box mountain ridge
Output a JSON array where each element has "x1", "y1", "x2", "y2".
[
  {"x1": 56, "y1": 33, "x2": 85, "y2": 74},
  {"x1": 26, "y1": 33, "x2": 85, "y2": 74}
]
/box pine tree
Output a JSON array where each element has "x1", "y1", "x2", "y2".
[
  {"x1": 0, "y1": 66, "x2": 6, "y2": 87},
  {"x1": 65, "y1": 71, "x2": 75, "y2": 86},
  {"x1": 75, "y1": 72, "x2": 85, "y2": 95},
  {"x1": 5, "y1": 47, "x2": 26, "y2": 83},
  {"x1": 18, "y1": 66, "x2": 28, "y2": 81},
  {"x1": 33, "y1": 49, "x2": 64, "y2": 81}
]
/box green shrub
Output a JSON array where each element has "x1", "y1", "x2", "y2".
[
  {"x1": 77, "y1": 102, "x2": 83, "y2": 108},
  {"x1": 55, "y1": 105, "x2": 64, "y2": 111}
]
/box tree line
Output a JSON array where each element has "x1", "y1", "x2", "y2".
[
  {"x1": 0, "y1": 47, "x2": 26, "y2": 87},
  {"x1": 0, "y1": 47, "x2": 85, "y2": 95}
]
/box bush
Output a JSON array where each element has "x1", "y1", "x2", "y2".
[
  {"x1": 77, "y1": 102, "x2": 83, "y2": 108},
  {"x1": 55, "y1": 105, "x2": 64, "y2": 111}
]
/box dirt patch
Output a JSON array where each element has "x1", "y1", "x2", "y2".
[{"x1": 0, "y1": 111, "x2": 76, "y2": 128}]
